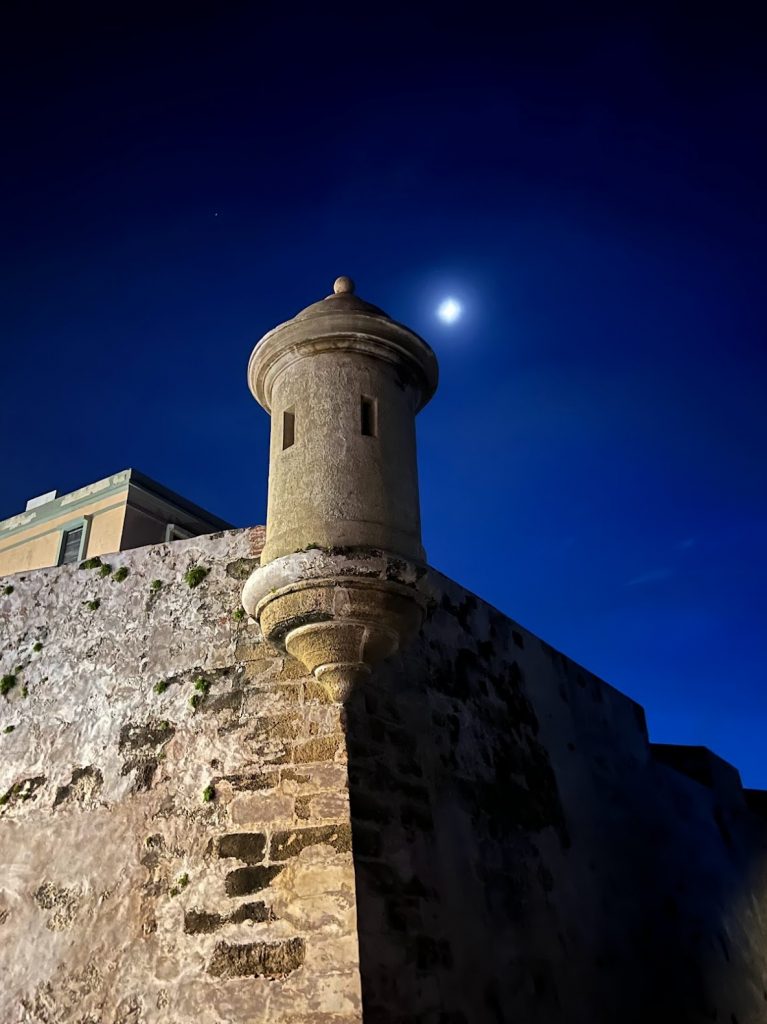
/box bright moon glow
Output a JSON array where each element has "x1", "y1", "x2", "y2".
[{"x1": 437, "y1": 297, "x2": 462, "y2": 324}]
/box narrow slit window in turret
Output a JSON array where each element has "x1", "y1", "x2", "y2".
[
  {"x1": 360, "y1": 396, "x2": 377, "y2": 437},
  {"x1": 282, "y1": 409, "x2": 295, "y2": 449}
]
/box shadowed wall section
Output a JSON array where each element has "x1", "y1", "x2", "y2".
[{"x1": 345, "y1": 573, "x2": 767, "y2": 1024}]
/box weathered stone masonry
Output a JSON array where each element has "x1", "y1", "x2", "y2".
[
  {"x1": 0, "y1": 527, "x2": 361, "y2": 1024},
  {"x1": 2, "y1": 527, "x2": 767, "y2": 1023}
]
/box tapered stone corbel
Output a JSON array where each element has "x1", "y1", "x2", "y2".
[{"x1": 242, "y1": 550, "x2": 426, "y2": 701}]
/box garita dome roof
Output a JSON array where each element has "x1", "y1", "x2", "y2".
[{"x1": 247, "y1": 276, "x2": 439, "y2": 413}]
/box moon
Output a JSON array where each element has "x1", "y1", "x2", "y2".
[{"x1": 437, "y1": 297, "x2": 462, "y2": 324}]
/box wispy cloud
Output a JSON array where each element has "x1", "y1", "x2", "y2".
[{"x1": 626, "y1": 567, "x2": 674, "y2": 587}]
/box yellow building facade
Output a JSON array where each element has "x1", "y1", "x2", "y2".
[{"x1": 0, "y1": 469, "x2": 232, "y2": 577}]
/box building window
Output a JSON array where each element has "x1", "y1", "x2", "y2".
[
  {"x1": 361, "y1": 396, "x2": 377, "y2": 437},
  {"x1": 56, "y1": 516, "x2": 91, "y2": 566},
  {"x1": 59, "y1": 526, "x2": 84, "y2": 565},
  {"x1": 283, "y1": 408, "x2": 295, "y2": 450}
]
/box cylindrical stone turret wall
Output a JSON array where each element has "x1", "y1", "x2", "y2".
[
  {"x1": 248, "y1": 277, "x2": 438, "y2": 567},
  {"x1": 265, "y1": 349, "x2": 423, "y2": 562}
]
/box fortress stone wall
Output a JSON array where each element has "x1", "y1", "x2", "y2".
[
  {"x1": 1, "y1": 528, "x2": 766, "y2": 1023},
  {"x1": 0, "y1": 528, "x2": 360, "y2": 1024}
]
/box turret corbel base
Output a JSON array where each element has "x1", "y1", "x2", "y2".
[{"x1": 242, "y1": 551, "x2": 426, "y2": 702}]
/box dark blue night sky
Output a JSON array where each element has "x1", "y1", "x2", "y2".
[{"x1": 2, "y1": 6, "x2": 765, "y2": 784}]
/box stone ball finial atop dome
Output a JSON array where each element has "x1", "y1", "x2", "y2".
[{"x1": 332, "y1": 275, "x2": 355, "y2": 295}]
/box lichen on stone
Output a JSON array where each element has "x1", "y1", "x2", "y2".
[{"x1": 34, "y1": 882, "x2": 82, "y2": 930}]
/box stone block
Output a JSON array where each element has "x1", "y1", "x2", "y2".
[
  {"x1": 229, "y1": 792, "x2": 294, "y2": 826},
  {"x1": 224, "y1": 865, "x2": 284, "y2": 896},
  {"x1": 293, "y1": 735, "x2": 342, "y2": 764},
  {"x1": 240, "y1": 657, "x2": 281, "y2": 680},
  {"x1": 207, "y1": 937, "x2": 306, "y2": 979},
  {"x1": 246, "y1": 713, "x2": 302, "y2": 742},
  {"x1": 242, "y1": 684, "x2": 302, "y2": 714},
  {"x1": 281, "y1": 763, "x2": 349, "y2": 795},
  {"x1": 307, "y1": 791, "x2": 350, "y2": 821},
  {"x1": 287, "y1": 859, "x2": 356, "y2": 900},
  {"x1": 280, "y1": 655, "x2": 310, "y2": 680},
  {"x1": 220, "y1": 770, "x2": 278, "y2": 793},
  {"x1": 270, "y1": 823, "x2": 352, "y2": 860},
  {"x1": 266, "y1": 968, "x2": 362, "y2": 1018},
  {"x1": 217, "y1": 832, "x2": 267, "y2": 863}
]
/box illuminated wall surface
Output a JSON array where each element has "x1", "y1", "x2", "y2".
[{"x1": 0, "y1": 527, "x2": 765, "y2": 1023}]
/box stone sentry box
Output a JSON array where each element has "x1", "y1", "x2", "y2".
[{"x1": 243, "y1": 277, "x2": 439, "y2": 701}]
